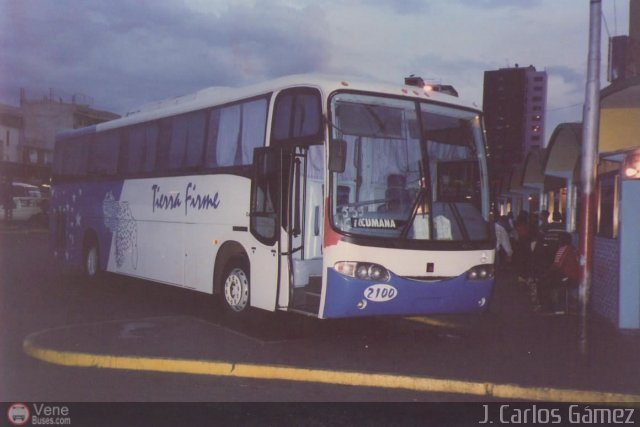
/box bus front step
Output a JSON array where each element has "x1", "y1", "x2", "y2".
[{"x1": 291, "y1": 276, "x2": 321, "y2": 315}]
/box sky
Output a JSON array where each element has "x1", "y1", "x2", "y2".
[{"x1": 0, "y1": 0, "x2": 631, "y2": 143}]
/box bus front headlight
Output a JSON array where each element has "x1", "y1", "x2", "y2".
[
  {"x1": 466, "y1": 265, "x2": 494, "y2": 281},
  {"x1": 334, "y1": 262, "x2": 390, "y2": 282}
]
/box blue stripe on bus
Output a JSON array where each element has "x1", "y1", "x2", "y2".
[{"x1": 322, "y1": 268, "x2": 493, "y2": 319}]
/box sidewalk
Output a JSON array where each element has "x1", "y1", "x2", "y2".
[{"x1": 471, "y1": 267, "x2": 640, "y2": 396}]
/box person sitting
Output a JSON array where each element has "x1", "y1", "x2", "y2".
[{"x1": 535, "y1": 232, "x2": 579, "y2": 314}]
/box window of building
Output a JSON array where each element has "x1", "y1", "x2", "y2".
[
  {"x1": 597, "y1": 170, "x2": 619, "y2": 238},
  {"x1": 532, "y1": 96, "x2": 543, "y2": 102}
]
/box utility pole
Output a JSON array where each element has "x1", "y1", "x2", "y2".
[{"x1": 578, "y1": 0, "x2": 601, "y2": 358}]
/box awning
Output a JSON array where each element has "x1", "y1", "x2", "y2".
[
  {"x1": 599, "y1": 76, "x2": 640, "y2": 154},
  {"x1": 544, "y1": 123, "x2": 582, "y2": 180}
]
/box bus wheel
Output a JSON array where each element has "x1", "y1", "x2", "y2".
[
  {"x1": 222, "y1": 260, "x2": 250, "y2": 314},
  {"x1": 83, "y1": 238, "x2": 101, "y2": 279}
]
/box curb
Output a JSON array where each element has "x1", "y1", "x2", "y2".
[{"x1": 23, "y1": 337, "x2": 640, "y2": 403}]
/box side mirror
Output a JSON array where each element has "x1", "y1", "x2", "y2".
[{"x1": 329, "y1": 139, "x2": 347, "y2": 173}]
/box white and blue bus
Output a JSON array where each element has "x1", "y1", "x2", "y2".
[{"x1": 51, "y1": 74, "x2": 495, "y2": 319}]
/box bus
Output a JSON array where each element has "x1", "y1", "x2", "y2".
[{"x1": 51, "y1": 74, "x2": 495, "y2": 319}]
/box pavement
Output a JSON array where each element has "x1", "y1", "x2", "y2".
[{"x1": 16, "y1": 230, "x2": 640, "y2": 402}]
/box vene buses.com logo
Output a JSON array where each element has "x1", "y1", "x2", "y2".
[{"x1": 7, "y1": 403, "x2": 30, "y2": 426}]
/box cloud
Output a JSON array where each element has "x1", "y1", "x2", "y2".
[
  {"x1": 456, "y1": 0, "x2": 543, "y2": 9},
  {"x1": 0, "y1": 1, "x2": 331, "y2": 113},
  {"x1": 359, "y1": 0, "x2": 430, "y2": 14}
]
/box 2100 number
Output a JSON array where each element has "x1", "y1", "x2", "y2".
[{"x1": 364, "y1": 284, "x2": 398, "y2": 302}]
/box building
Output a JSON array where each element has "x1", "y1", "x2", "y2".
[
  {"x1": 608, "y1": 0, "x2": 640, "y2": 82},
  {"x1": 483, "y1": 65, "x2": 547, "y2": 202},
  {"x1": 0, "y1": 89, "x2": 119, "y2": 184},
  {"x1": 0, "y1": 104, "x2": 23, "y2": 163}
]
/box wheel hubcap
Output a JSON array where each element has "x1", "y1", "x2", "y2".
[
  {"x1": 224, "y1": 268, "x2": 249, "y2": 312},
  {"x1": 87, "y1": 247, "x2": 98, "y2": 276}
]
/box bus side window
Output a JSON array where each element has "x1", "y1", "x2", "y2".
[
  {"x1": 142, "y1": 124, "x2": 158, "y2": 174},
  {"x1": 170, "y1": 111, "x2": 206, "y2": 170},
  {"x1": 63, "y1": 137, "x2": 88, "y2": 177},
  {"x1": 155, "y1": 119, "x2": 172, "y2": 172},
  {"x1": 204, "y1": 109, "x2": 220, "y2": 168},
  {"x1": 89, "y1": 131, "x2": 119, "y2": 176},
  {"x1": 122, "y1": 124, "x2": 158, "y2": 176},
  {"x1": 215, "y1": 98, "x2": 268, "y2": 167},
  {"x1": 216, "y1": 104, "x2": 241, "y2": 167},
  {"x1": 272, "y1": 88, "x2": 322, "y2": 144},
  {"x1": 240, "y1": 98, "x2": 268, "y2": 165},
  {"x1": 123, "y1": 126, "x2": 144, "y2": 175}
]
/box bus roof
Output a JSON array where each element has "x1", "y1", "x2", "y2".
[{"x1": 59, "y1": 73, "x2": 481, "y2": 139}]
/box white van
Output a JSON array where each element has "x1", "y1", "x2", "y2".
[{"x1": 1, "y1": 182, "x2": 47, "y2": 222}]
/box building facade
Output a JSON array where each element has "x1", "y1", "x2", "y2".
[
  {"x1": 483, "y1": 65, "x2": 548, "y2": 204},
  {"x1": 0, "y1": 89, "x2": 119, "y2": 184},
  {"x1": 0, "y1": 104, "x2": 23, "y2": 163}
]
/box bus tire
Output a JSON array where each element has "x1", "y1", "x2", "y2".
[
  {"x1": 83, "y1": 235, "x2": 101, "y2": 280},
  {"x1": 221, "y1": 258, "x2": 250, "y2": 314}
]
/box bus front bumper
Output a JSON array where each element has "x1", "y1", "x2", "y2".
[{"x1": 321, "y1": 268, "x2": 493, "y2": 319}]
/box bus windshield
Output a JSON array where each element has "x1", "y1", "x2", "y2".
[{"x1": 329, "y1": 92, "x2": 490, "y2": 242}]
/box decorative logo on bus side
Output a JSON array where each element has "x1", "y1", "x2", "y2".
[
  {"x1": 103, "y1": 192, "x2": 138, "y2": 269},
  {"x1": 152, "y1": 182, "x2": 221, "y2": 215},
  {"x1": 364, "y1": 284, "x2": 397, "y2": 302}
]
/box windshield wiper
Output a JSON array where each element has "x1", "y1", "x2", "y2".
[{"x1": 399, "y1": 161, "x2": 431, "y2": 240}]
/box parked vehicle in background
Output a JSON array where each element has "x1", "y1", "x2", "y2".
[{"x1": 0, "y1": 182, "x2": 48, "y2": 223}]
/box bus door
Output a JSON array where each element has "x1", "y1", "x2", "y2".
[
  {"x1": 252, "y1": 145, "x2": 324, "y2": 315},
  {"x1": 249, "y1": 148, "x2": 282, "y2": 312},
  {"x1": 284, "y1": 145, "x2": 324, "y2": 315}
]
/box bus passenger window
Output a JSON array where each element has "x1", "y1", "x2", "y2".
[
  {"x1": 172, "y1": 111, "x2": 206, "y2": 169},
  {"x1": 155, "y1": 120, "x2": 172, "y2": 172},
  {"x1": 63, "y1": 138, "x2": 88, "y2": 177},
  {"x1": 204, "y1": 109, "x2": 220, "y2": 168},
  {"x1": 216, "y1": 105, "x2": 241, "y2": 167},
  {"x1": 240, "y1": 99, "x2": 268, "y2": 165},
  {"x1": 272, "y1": 88, "x2": 322, "y2": 143}
]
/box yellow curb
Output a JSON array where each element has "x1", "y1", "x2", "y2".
[
  {"x1": 404, "y1": 316, "x2": 462, "y2": 329},
  {"x1": 23, "y1": 338, "x2": 640, "y2": 403}
]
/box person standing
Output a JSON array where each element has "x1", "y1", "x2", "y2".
[
  {"x1": 514, "y1": 210, "x2": 531, "y2": 283},
  {"x1": 495, "y1": 215, "x2": 513, "y2": 269}
]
